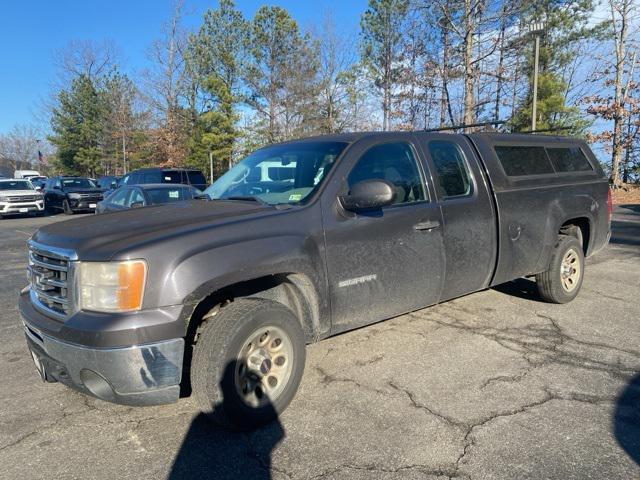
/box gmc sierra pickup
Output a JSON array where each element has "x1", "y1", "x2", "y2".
[{"x1": 19, "y1": 132, "x2": 611, "y2": 429}]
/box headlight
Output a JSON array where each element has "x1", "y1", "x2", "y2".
[
  {"x1": 68, "y1": 193, "x2": 81, "y2": 199},
  {"x1": 78, "y1": 260, "x2": 147, "y2": 312}
]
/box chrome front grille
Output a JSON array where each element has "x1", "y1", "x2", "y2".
[
  {"x1": 78, "y1": 193, "x2": 102, "y2": 200},
  {"x1": 28, "y1": 241, "x2": 77, "y2": 320},
  {"x1": 8, "y1": 195, "x2": 41, "y2": 202}
]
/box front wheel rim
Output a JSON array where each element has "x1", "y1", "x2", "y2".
[
  {"x1": 234, "y1": 325, "x2": 294, "y2": 408},
  {"x1": 560, "y1": 248, "x2": 581, "y2": 292}
]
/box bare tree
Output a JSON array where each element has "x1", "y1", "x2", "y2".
[
  {"x1": 609, "y1": 0, "x2": 636, "y2": 187},
  {"x1": 53, "y1": 39, "x2": 120, "y2": 86},
  {"x1": 0, "y1": 125, "x2": 44, "y2": 171},
  {"x1": 315, "y1": 14, "x2": 357, "y2": 133},
  {"x1": 142, "y1": 0, "x2": 189, "y2": 165}
]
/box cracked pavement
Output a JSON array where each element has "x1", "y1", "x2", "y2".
[{"x1": 1, "y1": 206, "x2": 639, "y2": 479}]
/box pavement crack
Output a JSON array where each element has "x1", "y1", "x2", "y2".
[
  {"x1": 310, "y1": 463, "x2": 457, "y2": 479},
  {"x1": 0, "y1": 430, "x2": 39, "y2": 452},
  {"x1": 355, "y1": 354, "x2": 384, "y2": 367},
  {"x1": 387, "y1": 381, "x2": 466, "y2": 429},
  {"x1": 408, "y1": 309, "x2": 640, "y2": 385},
  {"x1": 314, "y1": 366, "x2": 388, "y2": 396},
  {"x1": 244, "y1": 432, "x2": 293, "y2": 480}
]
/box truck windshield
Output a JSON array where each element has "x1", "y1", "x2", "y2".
[
  {"x1": 62, "y1": 178, "x2": 97, "y2": 189},
  {"x1": 205, "y1": 141, "x2": 348, "y2": 205},
  {"x1": 0, "y1": 180, "x2": 34, "y2": 191}
]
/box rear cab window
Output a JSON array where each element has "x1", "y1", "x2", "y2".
[
  {"x1": 162, "y1": 171, "x2": 184, "y2": 184},
  {"x1": 546, "y1": 147, "x2": 593, "y2": 172},
  {"x1": 186, "y1": 170, "x2": 206, "y2": 186},
  {"x1": 494, "y1": 146, "x2": 554, "y2": 176},
  {"x1": 427, "y1": 140, "x2": 473, "y2": 198},
  {"x1": 494, "y1": 144, "x2": 594, "y2": 177}
]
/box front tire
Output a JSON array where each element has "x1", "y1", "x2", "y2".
[
  {"x1": 62, "y1": 200, "x2": 74, "y2": 215},
  {"x1": 191, "y1": 298, "x2": 306, "y2": 430},
  {"x1": 536, "y1": 235, "x2": 584, "y2": 303}
]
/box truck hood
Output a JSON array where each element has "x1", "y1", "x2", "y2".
[
  {"x1": 32, "y1": 199, "x2": 273, "y2": 260},
  {"x1": 0, "y1": 190, "x2": 40, "y2": 196}
]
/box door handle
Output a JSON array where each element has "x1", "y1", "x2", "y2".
[{"x1": 413, "y1": 220, "x2": 440, "y2": 231}]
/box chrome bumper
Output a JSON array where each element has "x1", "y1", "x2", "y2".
[
  {"x1": 24, "y1": 323, "x2": 184, "y2": 406},
  {"x1": 0, "y1": 201, "x2": 44, "y2": 213}
]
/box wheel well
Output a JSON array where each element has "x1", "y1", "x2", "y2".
[
  {"x1": 560, "y1": 218, "x2": 590, "y2": 255},
  {"x1": 180, "y1": 274, "x2": 320, "y2": 397}
]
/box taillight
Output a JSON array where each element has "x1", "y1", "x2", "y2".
[{"x1": 606, "y1": 188, "x2": 613, "y2": 224}]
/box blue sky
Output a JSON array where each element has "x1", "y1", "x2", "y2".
[{"x1": 0, "y1": 0, "x2": 367, "y2": 134}]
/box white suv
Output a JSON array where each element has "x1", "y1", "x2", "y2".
[{"x1": 0, "y1": 179, "x2": 45, "y2": 217}]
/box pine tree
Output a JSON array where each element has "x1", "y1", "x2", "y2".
[
  {"x1": 185, "y1": 0, "x2": 247, "y2": 178},
  {"x1": 48, "y1": 75, "x2": 104, "y2": 176},
  {"x1": 244, "y1": 6, "x2": 317, "y2": 143},
  {"x1": 510, "y1": 0, "x2": 600, "y2": 134},
  {"x1": 360, "y1": 0, "x2": 409, "y2": 131}
]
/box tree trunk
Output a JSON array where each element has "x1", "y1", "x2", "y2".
[
  {"x1": 611, "y1": 0, "x2": 629, "y2": 187},
  {"x1": 439, "y1": 21, "x2": 449, "y2": 128},
  {"x1": 462, "y1": 0, "x2": 476, "y2": 131},
  {"x1": 494, "y1": 9, "x2": 506, "y2": 122}
]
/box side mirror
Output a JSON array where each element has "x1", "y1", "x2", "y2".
[
  {"x1": 338, "y1": 179, "x2": 396, "y2": 212},
  {"x1": 131, "y1": 201, "x2": 144, "y2": 208}
]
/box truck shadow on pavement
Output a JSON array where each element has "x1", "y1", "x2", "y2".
[
  {"x1": 614, "y1": 373, "x2": 640, "y2": 466},
  {"x1": 168, "y1": 361, "x2": 284, "y2": 480},
  {"x1": 492, "y1": 277, "x2": 544, "y2": 302}
]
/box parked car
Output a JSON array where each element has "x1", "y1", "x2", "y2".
[
  {"x1": 96, "y1": 184, "x2": 205, "y2": 213},
  {"x1": 14, "y1": 169, "x2": 41, "y2": 179},
  {"x1": 29, "y1": 176, "x2": 48, "y2": 191},
  {"x1": 120, "y1": 167, "x2": 207, "y2": 191},
  {"x1": 0, "y1": 178, "x2": 44, "y2": 217},
  {"x1": 20, "y1": 132, "x2": 610, "y2": 430},
  {"x1": 96, "y1": 175, "x2": 120, "y2": 192},
  {"x1": 43, "y1": 176, "x2": 104, "y2": 214}
]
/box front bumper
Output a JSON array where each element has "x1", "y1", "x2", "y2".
[
  {"x1": 0, "y1": 200, "x2": 44, "y2": 214},
  {"x1": 24, "y1": 323, "x2": 184, "y2": 406},
  {"x1": 19, "y1": 288, "x2": 186, "y2": 406},
  {"x1": 68, "y1": 199, "x2": 100, "y2": 211}
]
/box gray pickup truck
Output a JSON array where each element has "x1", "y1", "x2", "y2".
[{"x1": 19, "y1": 132, "x2": 611, "y2": 429}]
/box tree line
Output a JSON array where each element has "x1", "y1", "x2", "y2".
[{"x1": 1, "y1": 0, "x2": 638, "y2": 186}]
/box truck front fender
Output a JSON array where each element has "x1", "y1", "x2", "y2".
[{"x1": 163, "y1": 234, "x2": 329, "y2": 341}]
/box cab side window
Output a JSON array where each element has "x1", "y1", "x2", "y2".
[
  {"x1": 428, "y1": 140, "x2": 472, "y2": 198},
  {"x1": 108, "y1": 188, "x2": 130, "y2": 207},
  {"x1": 348, "y1": 142, "x2": 425, "y2": 205},
  {"x1": 128, "y1": 189, "x2": 145, "y2": 206}
]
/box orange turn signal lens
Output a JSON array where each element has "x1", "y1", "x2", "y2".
[{"x1": 117, "y1": 261, "x2": 146, "y2": 311}]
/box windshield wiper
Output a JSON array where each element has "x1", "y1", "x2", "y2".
[{"x1": 223, "y1": 195, "x2": 269, "y2": 206}]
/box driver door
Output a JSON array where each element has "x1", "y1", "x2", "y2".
[{"x1": 322, "y1": 136, "x2": 445, "y2": 333}]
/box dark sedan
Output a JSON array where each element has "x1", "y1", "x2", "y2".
[{"x1": 95, "y1": 184, "x2": 205, "y2": 214}]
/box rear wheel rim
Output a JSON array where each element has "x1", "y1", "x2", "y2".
[
  {"x1": 234, "y1": 325, "x2": 294, "y2": 408},
  {"x1": 560, "y1": 248, "x2": 581, "y2": 292}
]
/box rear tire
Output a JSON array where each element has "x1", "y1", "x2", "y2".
[
  {"x1": 62, "y1": 200, "x2": 74, "y2": 215},
  {"x1": 536, "y1": 235, "x2": 584, "y2": 303},
  {"x1": 191, "y1": 298, "x2": 306, "y2": 430}
]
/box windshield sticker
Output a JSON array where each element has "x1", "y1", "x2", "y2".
[
  {"x1": 338, "y1": 274, "x2": 377, "y2": 288},
  {"x1": 288, "y1": 193, "x2": 302, "y2": 202},
  {"x1": 169, "y1": 190, "x2": 179, "y2": 198}
]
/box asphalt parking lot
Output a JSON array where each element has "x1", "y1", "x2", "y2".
[{"x1": 1, "y1": 207, "x2": 639, "y2": 480}]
